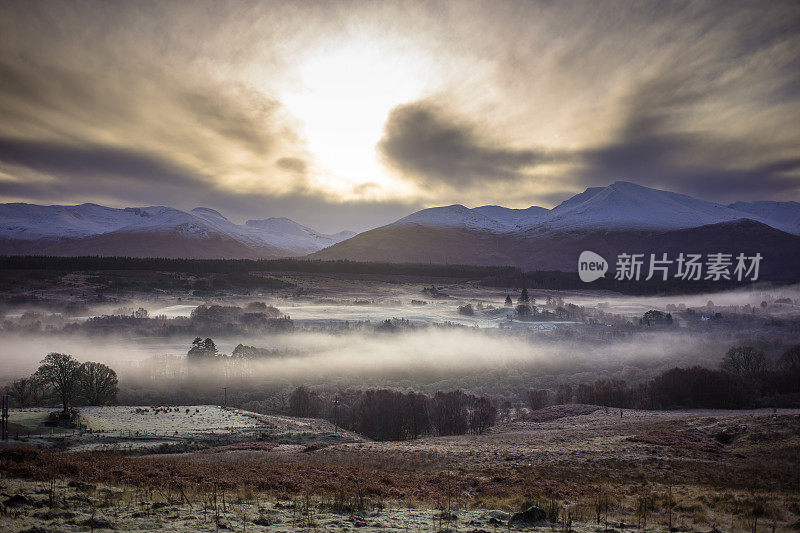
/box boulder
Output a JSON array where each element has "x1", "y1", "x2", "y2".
[{"x1": 508, "y1": 506, "x2": 548, "y2": 528}]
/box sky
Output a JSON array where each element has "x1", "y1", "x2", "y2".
[{"x1": 0, "y1": 0, "x2": 799, "y2": 232}]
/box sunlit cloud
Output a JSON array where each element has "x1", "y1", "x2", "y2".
[
  {"x1": 278, "y1": 37, "x2": 432, "y2": 200},
  {"x1": 0, "y1": 0, "x2": 798, "y2": 229}
]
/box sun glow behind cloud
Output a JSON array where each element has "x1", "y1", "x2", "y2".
[
  {"x1": 279, "y1": 38, "x2": 431, "y2": 200},
  {"x1": 1, "y1": 1, "x2": 799, "y2": 230}
]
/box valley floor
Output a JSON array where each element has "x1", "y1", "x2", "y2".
[{"x1": 2, "y1": 407, "x2": 799, "y2": 531}]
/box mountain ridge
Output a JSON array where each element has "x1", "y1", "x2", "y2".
[
  {"x1": 308, "y1": 182, "x2": 800, "y2": 281},
  {"x1": 382, "y1": 181, "x2": 800, "y2": 236},
  {"x1": 0, "y1": 202, "x2": 353, "y2": 258},
  {"x1": 309, "y1": 218, "x2": 800, "y2": 281},
  {"x1": 3, "y1": 182, "x2": 800, "y2": 271}
]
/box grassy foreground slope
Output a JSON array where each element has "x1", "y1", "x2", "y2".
[{"x1": 2, "y1": 407, "x2": 799, "y2": 531}]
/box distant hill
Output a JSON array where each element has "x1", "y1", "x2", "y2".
[{"x1": 0, "y1": 203, "x2": 354, "y2": 259}]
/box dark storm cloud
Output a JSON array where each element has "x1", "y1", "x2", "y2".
[{"x1": 379, "y1": 101, "x2": 570, "y2": 188}]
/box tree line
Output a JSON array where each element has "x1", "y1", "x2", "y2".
[
  {"x1": 528, "y1": 344, "x2": 800, "y2": 410},
  {"x1": 4, "y1": 353, "x2": 118, "y2": 417},
  {"x1": 2, "y1": 255, "x2": 774, "y2": 294},
  {"x1": 0, "y1": 255, "x2": 519, "y2": 279},
  {"x1": 287, "y1": 386, "x2": 497, "y2": 441}
]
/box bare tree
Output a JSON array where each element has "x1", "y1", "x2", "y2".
[
  {"x1": 80, "y1": 362, "x2": 119, "y2": 406},
  {"x1": 35, "y1": 353, "x2": 81, "y2": 415},
  {"x1": 404, "y1": 392, "x2": 431, "y2": 439},
  {"x1": 526, "y1": 389, "x2": 548, "y2": 410},
  {"x1": 430, "y1": 390, "x2": 469, "y2": 436}
]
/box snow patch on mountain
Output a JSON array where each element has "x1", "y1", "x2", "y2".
[
  {"x1": 0, "y1": 203, "x2": 151, "y2": 240},
  {"x1": 472, "y1": 205, "x2": 548, "y2": 229},
  {"x1": 191, "y1": 207, "x2": 229, "y2": 221},
  {"x1": 244, "y1": 217, "x2": 355, "y2": 254},
  {"x1": 392, "y1": 204, "x2": 511, "y2": 232}
]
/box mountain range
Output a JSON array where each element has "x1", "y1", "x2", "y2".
[
  {"x1": 0, "y1": 203, "x2": 354, "y2": 259},
  {"x1": 357, "y1": 181, "x2": 800, "y2": 235},
  {"x1": 2, "y1": 181, "x2": 800, "y2": 280},
  {"x1": 309, "y1": 181, "x2": 800, "y2": 281}
]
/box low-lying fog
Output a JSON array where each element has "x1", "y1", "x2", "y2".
[
  {"x1": 35, "y1": 282, "x2": 800, "y2": 321},
  {"x1": 0, "y1": 327, "x2": 721, "y2": 387},
  {"x1": 2, "y1": 283, "x2": 798, "y2": 391}
]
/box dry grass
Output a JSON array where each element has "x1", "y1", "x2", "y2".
[
  {"x1": 627, "y1": 428, "x2": 724, "y2": 453},
  {"x1": 2, "y1": 408, "x2": 799, "y2": 530}
]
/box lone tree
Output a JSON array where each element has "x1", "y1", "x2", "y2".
[
  {"x1": 80, "y1": 362, "x2": 119, "y2": 405},
  {"x1": 526, "y1": 389, "x2": 548, "y2": 410},
  {"x1": 640, "y1": 310, "x2": 673, "y2": 326},
  {"x1": 504, "y1": 295, "x2": 513, "y2": 307},
  {"x1": 35, "y1": 353, "x2": 81, "y2": 415}
]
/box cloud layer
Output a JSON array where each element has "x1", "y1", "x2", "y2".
[{"x1": 0, "y1": 0, "x2": 799, "y2": 229}]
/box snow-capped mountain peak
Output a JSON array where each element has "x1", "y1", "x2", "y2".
[{"x1": 539, "y1": 180, "x2": 750, "y2": 232}]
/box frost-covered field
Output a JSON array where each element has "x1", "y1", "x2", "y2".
[
  {"x1": 80, "y1": 405, "x2": 259, "y2": 434},
  {"x1": 7, "y1": 406, "x2": 362, "y2": 453},
  {"x1": 0, "y1": 478, "x2": 582, "y2": 533}
]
